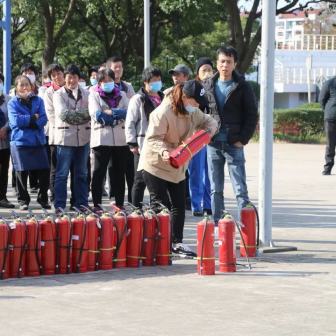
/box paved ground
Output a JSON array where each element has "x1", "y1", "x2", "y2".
[{"x1": 0, "y1": 143, "x2": 335, "y2": 336}]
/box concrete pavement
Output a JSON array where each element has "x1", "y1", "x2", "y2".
[{"x1": 0, "y1": 143, "x2": 335, "y2": 336}]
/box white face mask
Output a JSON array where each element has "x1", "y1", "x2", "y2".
[
  {"x1": 78, "y1": 82, "x2": 86, "y2": 89},
  {"x1": 26, "y1": 74, "x2": 36, "y2": 83}
]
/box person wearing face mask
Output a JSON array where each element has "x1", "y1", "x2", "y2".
[
  {"x1": 0, "y1": 73, "x2": 15, "y2": 208},
  {"x1": 10, "y1": 63, "x2": 44, "y2": 195},
  {"x1": 186, "y1": 57, "x2": 214, "y2": 217},
  {"x1": 42, "y1": 71, "x2": 52, "y2": 88},
  {"x1": 87, "y1": 66, "x2": 99, "y2": 92},
  {"x1": 125, "y1": 66, "x2": 164, "y2": 208},
  {"x1": 53, "y1": 64, "x2": 91, "y2": 215},
  {"x1": 138, "y1": 80, "x2": 218, "y2": 257},
  {"x1": 89, "y1": 69, "x2": 129, "y2": 212},
  {"x1": 8, "y1": 75, "x2": 50, "y2": 210}
]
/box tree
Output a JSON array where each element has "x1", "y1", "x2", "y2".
[{"x1": 224, "y1": 0, "x2": 336, "y2": 73}]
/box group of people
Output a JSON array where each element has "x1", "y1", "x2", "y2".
[{"x1": 0, "y1": 46, "x2": 259, "y2": 257}]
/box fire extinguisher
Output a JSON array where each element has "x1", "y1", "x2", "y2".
[
  {"x1": 155, "y1": 205, "x2": 171, "y2": 266},
  {"x1": 142, "y1": 207, "x2": 159, "y2": 267},
  {"x1": 99, "y1": 212, "x2": 117, "y2": 271},
  {"x1": 240, "y1": 204, "x2": 259, "y2": 258},
  {"x1": 197, "y1": 216, "x2": 215, "y2": 275},
  {"x1": 0, "y1": 217, "x2": 11, "y2": 280},
  {"x1": 9, "y1": 211, "x2": 27, "y2": 279},
  {"x1": 218, "y1": 214, "x2": 236, "y2": 273},
  {"x1": 86, "y1": 213, "x2": 100, "y2": 272},
  {"x1": 126, "y1": 208, "x2": 145, "y2": 268},
  {"x1": 41, "y1": 209, "x2": 59, "y2": 275},
  {"x1": 71, "y1": 208, "x2": 88, "y2": 273},
  {"x1": 55, "y1": 208, "x2": 72, "y2": 274},
  {"x1": 112, "y1": 210, "x2": 127, "y2": 269},
  {"x1": 25, "y1": 210, "x2": 43, "y2": 276}
]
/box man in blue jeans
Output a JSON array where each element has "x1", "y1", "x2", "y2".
[
  {"x1": 53, "y1": 65, "x2": 91, "y2": 213},
  {"x1": 203, "y1": 46, "x2": 258, "y2": 226}
]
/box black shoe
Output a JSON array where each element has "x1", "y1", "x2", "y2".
[
  {"x1": 19, "y1": 204, "x2": 29, "y2": 210},
  {"x1": 172, "y1": 243, "x2": 197, "y2": 258},
  {"x1": 0, "y1": 199, "x2": 15, "y2": 208},
  {"x1": 322, "y1": 170, "x2": 331, "y2": 175},
  {"x1": 30, "y1": 187, "x2": 38, "y2": 194},
  {"x1": 69, "y1": 205, "x2": 76, "y2": 211},
  {"x1": 192, "y1": 210, "x2": 204, "y2": 217},
  {"x1": 203, "y1": 208, "x2": 212, "y2": 215},
  {"x1": 102, "y1": 189, "x2": 108, "y2": 197},
  {"x1": 38, "y1": 201, "x2": 51, "y2": 209}
]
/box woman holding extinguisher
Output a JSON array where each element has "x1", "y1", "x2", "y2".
[{"x1": 138, "y1": 80, "x2": 218, "y2": 257}]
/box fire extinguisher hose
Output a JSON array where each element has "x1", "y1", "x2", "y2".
[
  {"x1": 138, "y1": 211, "x2": 147, "y2": 268},
  {"x1": 75, "y1": 212, "x2": 88, "y2": 274},
  {"x1": 0, "y1": 218, "x2": 11, "y2": 280},
  {"x1": 110, "y1": 215, "x2": 120, "y2": 261},
  {"x1": 149, "y1": 210, "x2": 160, "y2": 267},
  {"x1": 235, "y1": 220, "x2": 252, "y2": 270},
  {"x1": 19, "y1": 219, "x2": 28, "y2": 279}
]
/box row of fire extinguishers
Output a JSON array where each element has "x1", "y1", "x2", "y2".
[
  {"x1": 197, "y1": 203, "x2": 260, "y2": 275},
  {"x1": 0, "y1": 202, "x2": 172, "y2": 280}
]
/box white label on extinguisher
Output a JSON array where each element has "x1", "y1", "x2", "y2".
[
  {"x1": 41, "y1": 241, "x2": 45, "y2": 246},
  {"x1": 127, "y1": 229, "x2": 131, "y2": 236},
  {"x1": 72, "y1": 235, "x2": 79, "y2": 240},
  {"x1": 113, "y1": 227, "x2": 116, "y2": 231},
  {"x1": 144, "y1": 238, "x2": 148, "y2": 242},
  {"x1": 218, "y1": 241, "x2": 223, "y2": 246},
  {"x1": 147, "y1": 213, "x2": 152, "y2": 219},
  {"x1": 96, "y1": 219, "x2": 101, "y2": 229},
  {"x1": 9, "y1": 223, "x2": 16, "y2": 229}
]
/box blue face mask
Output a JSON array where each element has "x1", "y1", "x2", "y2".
[
  {"x1": 101, "y1": 82, "x2": 115, "y2": 93},
  {"x1": 185, "y1": 105, "x2": 197, "y2": 113},
  {"x1": 45, "y1": 78, "x2": 52, "y2": 83},
  {"x1": 90, "y1": 78, "x2": 98, "y2": 86},
  {"x1": 0, "y1": 84, "x2": 3, "y2": 92},
  {"x1": 149, "y1": 81, "x2": 162, "y2": 93}
]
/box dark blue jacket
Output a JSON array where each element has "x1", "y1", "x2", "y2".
[
  {"x1": 319, "y1": 77, "x2": 336, "y2": 121},
  {"x1": 8, "y1": 96, "x2": 48, "y2": 146}
]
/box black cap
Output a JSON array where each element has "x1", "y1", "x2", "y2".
[
  {"x1": 196, "y1": 57, "x2": 213, "y2": 75},
  {"x1": 182, "y1": 80, "x2": 209, "y2": 106},
  {"x1": 88, "y1": 66, "x2": 99, "y2": 77},
  {"x1": 168, "y1": 64, "x2": 190, "y2": 76}
]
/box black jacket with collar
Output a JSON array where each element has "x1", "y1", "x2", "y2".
[
  {"x1": 319, "y1": 76, "x2": 336, "y2": 120},
  {"x1": 137, "y1": 87, "x2": 165, "y2": 121},
  {"x1": 203, "y1": 70, "x2": 258, "y2": 145}
]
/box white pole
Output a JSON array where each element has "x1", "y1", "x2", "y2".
[
  {"x1": 307, "y1": 55, "x2": 312, "y2": 103},
  {"x1": 144, "y1": 0, "x2": 150, "y2": 68},
  {"x1": 258, "y1": 0, "x2": 276, "y2": 247}
]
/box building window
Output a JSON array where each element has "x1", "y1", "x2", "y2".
[{"x1": 299, "y1": 92, "x2": 308, "y2": 101}]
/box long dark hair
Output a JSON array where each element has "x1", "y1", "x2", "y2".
[{"x1": 167, "y1": 84, "x2": 190, "y2": 116}]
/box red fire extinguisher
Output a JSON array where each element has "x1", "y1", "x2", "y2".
[
  {"x1": 25, "y1": 210, "x2": 43, "y2": 276},
  {"x1": 197, "y1": 216, "x2": 215, "y2": 275},
  {"x1": 0, "y1": 217, "x2": 11, "y2": 280},
  {"x1": 55, "y1": 209, "x2": 72, "y2": 274},
  {"x1": 40, "y1": 210, "x2": 59, "y2": 275},
  {"x1": 142, "y1": 209, "x2": 159, "y2": 267},
  {"x1": 71, "y1": 210, "x2": 88, "y2": 273},
  {"x1": 9, "y1": 211, "x2": 27, "y2": 278},
  {"x1": 126, "y1": 209, "x2": 144, "y2": 268},
  {"x1": 112, "y1": 211, "x2": 127, "y2": 269},
  {"x1": 86, "y1": 213, "x2": 100, "y2": 272},
  {"x1": 240, "y1": 205, "x2": 257, "y2": 258},
  {"x1": 98, "y1": 213, "x2": 116, "y2": 271},
  {"x1": 156, "y1": 207, "x2": 171, "y2": 266},
  {"x1": 218, "y1": 214, "x2": 236, "y2": 273}
]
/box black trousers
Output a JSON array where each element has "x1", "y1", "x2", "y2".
[
  {"x1": 12, "y1": 168, "x2": 39, "y2": 190},
  {"x1": 131, "y1": 153, "x2": 147, "y2": 208},
  {"x1": 92, "y1": 146, "x2": 128, "y2": 207},
  {"x1": 125, "y1": 148, "x2": 134, "y2": 203},
  {"x1": 142, "y1": 171, "x2": 185, "y2": 243},
  {"x1": 16, "y1": 169, "x2": 49, "y2": 205},
  {"x1": 0, "y1": 148, "x2": 10, "y2": 200},
  {"x1": 324, "y1": 120, "x2": 336, "y2": 171}
]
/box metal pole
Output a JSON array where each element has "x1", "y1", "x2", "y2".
[
  {"x1": 3, "y1": 0, "x2": 11, "y2": 94},
  {"x1": 144, "y1": 0, "x2": 150, "y2": 68},
  {"x1": 307, "y1": 55, "x2": 312, "y2": 103},
  {"x1": 258, "y1": 0, "x2": 276, "y2": 247}
]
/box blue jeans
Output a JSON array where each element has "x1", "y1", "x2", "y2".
[
  {"x1": 207, "y1": 141, "x2": 249, "y2": 224},
  {"x1": 54, "y1": 143, "x2": 90, "y2": 209},
  {"x1": 188, "y1": 146, "x2": 211, "y2": 211}
]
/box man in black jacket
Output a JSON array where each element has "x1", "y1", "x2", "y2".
[
  {"x1": 319, "y1": 77, "x2": 336, "y2": 175},
  {"x1": 203, "y1": 46, "x2": 258, "y2": 227}
]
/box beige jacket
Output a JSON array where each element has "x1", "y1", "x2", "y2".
[
  {"x1": 89, "y1": 91, "x2": 129, "y2": 148},
  {"x1": 138, "y1": 98, "x2": 218, "y2": 183},
  {"x1": 53, "y1": 86, "x2": 91, "y2": 147}
]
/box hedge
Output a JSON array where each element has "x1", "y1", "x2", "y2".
[{"x1": 273, "y1": 103, "x2": 324, "y2": 138}]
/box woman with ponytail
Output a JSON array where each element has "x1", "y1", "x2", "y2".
[{"x1": 138, "y1": 80, "x2": 218, "y2": 257}]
